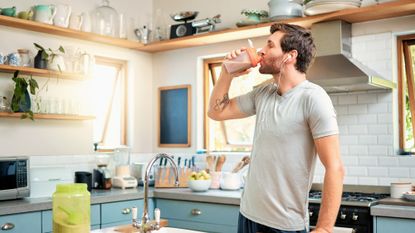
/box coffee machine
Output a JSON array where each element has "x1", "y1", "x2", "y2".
[{"x1": 93, "y1": 154, "x2": 112, "y2": 189}]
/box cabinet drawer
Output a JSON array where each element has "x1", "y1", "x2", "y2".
[
  {"x1": 0, "y1": 212, "x2": 41, "y2": 233},
  {"x1": 156, "y1": 199, "x2": 239, "y2": 226},
  {"x1": 42, "y1": 204, "x2": 100, "y2": 233},
  {"x1": 101, "y1": 199, "x2": 144, "y2": 225}
]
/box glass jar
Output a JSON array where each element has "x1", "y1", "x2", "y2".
[
  {"x1": 91, "y1": 0, "x2": 119, "y2": 37},
  {"x1": 53, "y1": 183, "x2": 90, "y2": 233},
  {"x1": 17, "y1": 49, "x2": 31, "y2": 67}
]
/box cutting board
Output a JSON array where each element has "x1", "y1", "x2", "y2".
[{"x1": 114, "y1": 219, "x2": 168, "y2": 233}]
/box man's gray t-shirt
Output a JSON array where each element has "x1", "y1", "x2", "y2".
[{"x1": 236, "y1": 80, "x2": 338, "y2": 231}]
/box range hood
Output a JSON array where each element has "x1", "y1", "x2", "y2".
[{"x1": 307, "y1": 20, "x2": 396, "y2": 93}]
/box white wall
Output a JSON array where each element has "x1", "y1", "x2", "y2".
[{"x1": 0, "y1": 0, "x2": 154, "y2": 155}]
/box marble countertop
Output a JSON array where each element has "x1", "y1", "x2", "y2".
[{"x1": 0, "y1": 187, "x2": 241, "y2": 216}]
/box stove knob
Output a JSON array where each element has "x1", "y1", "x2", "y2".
[
  {"x1": 352, "y1": 213, "x2": 358, "y2": 221},
  {"x1": 340, "y1": 212, "x2": 346, "y2": 220}
]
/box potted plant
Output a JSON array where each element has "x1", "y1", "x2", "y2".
[
  {"x1": 11, "y1": 71, "x2": 39, "y2": 120},
  {"x1": 33, "y1": 43, "x2": 66, "y2": 72},
  {"x1": 241, "y1": 9, "x2": 268, "y2": 22}
]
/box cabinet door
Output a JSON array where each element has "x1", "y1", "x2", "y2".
[
  {"x1": 375, "y1": 216, "x2": 415, "y2": 233},
  {"x1": 42, "y1": 204, "x2": 100, "y2": 233},
  {"x1": 0, "y1": 212, "x2": 41, "y2": 233},
  {"x1": 156, "y1": 199, "x2": 239, "y2": 233},
  {"x1": 101, "y1": 199, "x2": 154, "y2": 228}
]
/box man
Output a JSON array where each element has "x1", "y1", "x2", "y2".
[{"x1": 208, "y1": 23, "x2": 344, "y2": 233}]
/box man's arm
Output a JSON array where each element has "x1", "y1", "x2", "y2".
[
  {"x1": 207, "y1": 50, "x2": 251, "y2": 121},
  {"x1": 312, "y1": 135, "x2": 344, "y2": 233}
]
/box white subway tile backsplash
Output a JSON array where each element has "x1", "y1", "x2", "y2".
[
  {"x1": 335, "y1": 106, "x2": 348, "y2": 115},
  {"x1": 349, "y1": 125, "x2": 368, "y2": 135},
  {"x1": 348, "y1": 167, "x2": 368, "y2": 176},
  {"x1": 340, "y1": 145, "x2": 349, "y2": 155},
  {"x1": 338, "y1": 115, "x2": 358, "y2": 125},
  {"x1": 357, "y1": 93, "x2": 378, "y2": 104},
  {"x1": 339, "y1": 125, "x2": 349, "y2": 135},
  {"x1": 338, "y1": 95, "x2": 358, "y2": 105},
  {"x1": 388, "y1": 167, "x2": 410, "y2": 178},
  {"x1": 378, "y1": 156, "x2": 399, "y2": 167},
  {"x1": 398, "y1": 157, "x2": 415, "y2": 167},
  {"x1": 359, "y1": 135, "x2": 378, "y2": 145},
  {"x1": 349, "y1": 105, "x2": 368, "y2": 114},
  {"x1": 368, "y1": 103, "x2": 389, "y2": 113},
  {"x1": 358, "y1": 114, "x2": 378, "y2": 124},
  {"x1": 340, "y1": 135, "x2": 359, "y2": 145},
  {"x1": 377, "y1": 93, "x2": 392, "y2": 103},
  {"x1": 411, "y1": 168, "x2": 415, "y2": 177},
  {"x1": 378, "y1": 135, "x2": 393, "y2": 145},
  {"x1": 368, "y1": 125, "x2": 388, "y2": 134},
  {"x1": 368, "y1": 145, "x2": 389, "y2": 155},
  {"x1": 358, "y1": 177, "x2": 378, "y2": 185},
  {"x1": 359, "y1": 157, "x2": 378, "y2": 166},
  {"x1": 330, "y1": 96, "x2": 338, "y2": 105},
  {"x1": 379, "y1": 178, "x2": 400, "y2": 186},
  {"x1": 349, "y1": 145, "x2": 369, "y2": 155},
  {"x1": 343, "y1": 176, "x2": 359, "y2": 185},
  {"x1": 368, "y1": 167, "x2": 388, "y2": 177},
  {"x1": 378, "y1": 113, "x2": 393, "y2": 123},
  {"x1": 342, "y1": 156, "x2": 359, "y2": 166}
]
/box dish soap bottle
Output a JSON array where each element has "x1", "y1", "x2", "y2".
[{"x1": 223, "y1": 39, "x2": 262, "y2": 74}]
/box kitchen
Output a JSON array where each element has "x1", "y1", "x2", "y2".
[{"x1": 1, "y1": 0, "x2": 415, "y2": 232}]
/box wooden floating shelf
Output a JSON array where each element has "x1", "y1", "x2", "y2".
[
  {"x1": 141, "y1": 0, "x2": 415, "y2": 52},
  {"x1": 0, "y1": 112, "x2": 95, "y2": 120},
  {"x1": 0, "y1": 0, "x2": 414, "y2": 53},
  {"x1": 0, "y1": 15, "x2": 143, "y2": 50},
  {"x1": 0, "y1": 64, "x2": 87, "y2": 80}
]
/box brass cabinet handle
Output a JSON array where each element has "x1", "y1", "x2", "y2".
[
  {"x1": 191, "y1": 209, "x2": 202, "y2": 216},
  {"x1": 1, "y1": 223, "x2": 15, "y2": 230},
  {"x1": 122, "y1": 208, "x2": 131, "y2": 215}
]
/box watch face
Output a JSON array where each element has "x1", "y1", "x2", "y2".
[{"x1": 176, "y1": 25, "x2": 188, "y2": 37}]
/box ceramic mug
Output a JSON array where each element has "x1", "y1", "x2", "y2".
[
  {"x1": 7, "y1": 52, "x2": 21, "y2": 66},
  {"x1": 0, "y1": 53, "x2": 7, "y2": 65},
  {"x1": 17, "y1": 10, "x2": 33, "y2": 20},
  {"x1": 0, "y1": 7, "x2": 16, "y2": 17}
]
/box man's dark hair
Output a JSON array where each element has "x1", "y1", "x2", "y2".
[{"x1": 270, "y1": 23, "x2": 316, "y2": 73}]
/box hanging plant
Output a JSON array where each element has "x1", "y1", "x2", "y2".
[{"x1": 11, "y1": 71, "x2": 39, "y2": 120}]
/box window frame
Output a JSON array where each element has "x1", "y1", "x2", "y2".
[
  {"x1": 397, "y1": 35, "x2": 415, "y2": 151},
  {"x1": 94, "y1": 56, "x2": 128, "y2": 152}
]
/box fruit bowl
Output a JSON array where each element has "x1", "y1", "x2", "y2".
[
  {"x1": 188, "y1": 179, "x2": 212, "y2": 192},
  {"x1": 403, "y1": 191, "x2": 415, "y2": 201}
]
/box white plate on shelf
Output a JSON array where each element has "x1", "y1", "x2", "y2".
[{"x1": 305, "y1": 1, "x2": 361, "y2": 16}]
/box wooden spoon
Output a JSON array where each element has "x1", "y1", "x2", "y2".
[{"x1": 215, "y1": 155, "x2": 226, "y2": 172}]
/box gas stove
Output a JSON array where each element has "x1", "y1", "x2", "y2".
[
  {"x1": 308, "y1": 186, "x2": 390, "y2": 233},
  {"x1": 309, "y1": 191, "x2": 389, "y2": 207}
]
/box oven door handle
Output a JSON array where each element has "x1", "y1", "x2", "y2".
[{"x1": 310, "y1": 226, "x2": 356, "y2": 233}]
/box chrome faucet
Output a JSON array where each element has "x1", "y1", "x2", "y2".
[{"x1": 132, "y1": 153, "x2": 179, "y2": 232}]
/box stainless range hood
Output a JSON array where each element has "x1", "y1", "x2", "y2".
[{"x1": 307, "y1": 20, "x2": 396, "y2": 93}]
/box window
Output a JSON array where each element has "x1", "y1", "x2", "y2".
[
  {"x1": 203, "y1": 58, "x2": 271, "y2": 152},
  {"x1": 398, "y1": 35, "x2": 415, "y2": 153},
  {"x1": 92, "y1": 57, "x2": 127, "y2": 150}
]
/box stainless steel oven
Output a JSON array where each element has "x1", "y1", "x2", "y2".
[{"x1": 0, "y1": 156, "x2": 30, "y2": 201}]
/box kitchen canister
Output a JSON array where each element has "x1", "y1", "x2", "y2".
[
  {"x1": 390, "y1": 182, "x2": 412, "y2": 198},
  {"x1": 53, "y1": 183, "x2": 90, "y2": 233}
]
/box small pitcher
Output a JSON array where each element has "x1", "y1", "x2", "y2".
[
  {"x1": 32, "y1": 4, "x2": 56, "y2": 25},
  {"x1": 53, "y1": 4, "x2": 72, "y2": 28},
  {"x1": 134, "y1": 26, "x2": 151, "y2": 44}
]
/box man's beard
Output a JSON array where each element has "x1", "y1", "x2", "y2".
[{"x1": 259, "y1": 57, "x2": 282, "y2": 75}]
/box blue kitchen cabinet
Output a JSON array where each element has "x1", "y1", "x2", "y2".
[
  {"x1": 41, "y1": 204, "x2": 100, "y2": 233},
  {"x1": 0, "y1": 212, "x2": 41, "y2": 233},
  {"x1": 101, "y1": 199, "x2": 154, "y2": 228},
  {"x1": 156, "y1": 199, "x2": 239, "y2": 233},
  {"x1": 374, "y1": 216, "x2": 415, "y2": 233}
]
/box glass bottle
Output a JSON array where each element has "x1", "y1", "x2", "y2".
[{"x1": 91, "y1": 0, "x2": 119, "y2": 37}]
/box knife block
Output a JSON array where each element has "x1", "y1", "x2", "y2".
[{"x1": 155, "y1": 167, "x2": 191, "y2": 188}]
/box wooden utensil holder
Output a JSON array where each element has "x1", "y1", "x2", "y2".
[{"x1": 155, "y1": 167, "x2": 192, "y2": 188}]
